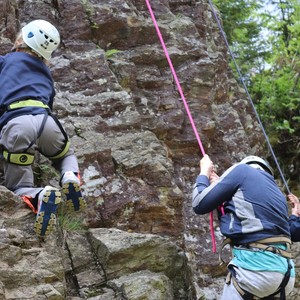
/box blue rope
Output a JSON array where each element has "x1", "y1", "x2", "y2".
[{"x1": 207, "y1": 0, "x2": 290, "y2": 193}]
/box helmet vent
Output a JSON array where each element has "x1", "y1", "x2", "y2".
[{"x1": 39, "y1": 30, "x2": 56, "y2": 44}]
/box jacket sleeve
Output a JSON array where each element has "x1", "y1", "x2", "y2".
[
  {"x1": 192, "y1": 164, "x2": 241, "y2": 215},
  {"x1": 0, "y1": 56, "x2": 4, "y2": 71},
  {"x1": 288, "y1": 215, "x2": 300, "y2": 242}
]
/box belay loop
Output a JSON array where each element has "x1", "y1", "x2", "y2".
[{"x1": 145, "y1": 0, "x2": 218, "y2": 252}]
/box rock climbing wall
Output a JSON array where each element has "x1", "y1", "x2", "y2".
[{"x1": 1, "y1": 0, "x2": 299, "y2": 299}]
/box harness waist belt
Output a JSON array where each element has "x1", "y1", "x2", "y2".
[
  {"x1": 7, "y1": 99, "x2": 49, "y2": 110},
  {"x1": 244, "y1": 242, "x2": 292, "y2": 259},
  {"x1": 219, "y1": 236, "x2": 293, "y2": 264}
]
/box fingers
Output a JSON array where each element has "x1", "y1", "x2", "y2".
[
  {"x1": 209, "y1": 171, "x2": 220, "y2": 184},
  {"x1": 287, "y1": 193, "x2": 299, "y2": 204},
  {"x1": 200, "y1": 154, "x2": 218, "y2": 179},
  {"x1": 288, "y1": 193, "x2": 300, "y2": 216}
]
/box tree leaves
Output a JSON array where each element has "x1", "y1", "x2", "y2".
[{"x1": 213, "y1": 0, "x2": 300, "y2": 183}]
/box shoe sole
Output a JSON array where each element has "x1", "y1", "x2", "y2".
[
  {"x1": 62, "y1": 182, "x2": 86, "y2": 212},
  {"x1": 34, "y1": 189, "x2": 62, "y2": 236}
]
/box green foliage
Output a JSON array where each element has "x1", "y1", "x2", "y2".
[
  {"x1": 213, "y1": 0, "x2": 261, "y2": 43},
  {"x1": 252, "y1": 1, "x2": 300, "y2": 136},
  {"x1": 214, "y1": 0, "x2": 265, "y2": 74},
  {"x1": 57, "y1": 206, "x2": 86, "y2": 231},
  {"x1": 105, "y1": 49, "x2": 122, "y2": 59},
  {"x1": 213, "y1": 0, "x2": 300, "y2": 182}
]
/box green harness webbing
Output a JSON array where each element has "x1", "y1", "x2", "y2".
[
  {"x1": 2, "y1": 151, "x2": 34, "y2": 165},
  {"x1": 45, "y1": 113, "x2": 70, "y2": 160},
  {"x1": 1, "y1": 99, "x2": 70, "y2": 165},
  {"x1": 7, "y1": 99, "x2": 50, "y2": 110}
]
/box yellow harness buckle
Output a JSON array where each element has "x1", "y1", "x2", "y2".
[{"x1": 3, "y1": 150, "x2": 34, "y2": 165}]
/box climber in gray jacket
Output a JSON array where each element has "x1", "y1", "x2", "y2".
[{"x1": 192, "y1": 154, "x2": 295, "y2": 300}]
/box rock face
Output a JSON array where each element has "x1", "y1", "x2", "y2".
[{"x1": 1, "y1": 0, "x2": 299, "y2": 299}]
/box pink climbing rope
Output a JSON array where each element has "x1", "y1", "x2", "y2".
[{"x1": 145, "y1": 0, "x2": 217, "y2": 253}]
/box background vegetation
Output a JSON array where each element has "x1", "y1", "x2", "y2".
[{"x1": 213, "y1": 0, "x2": 300, "y2": 191}]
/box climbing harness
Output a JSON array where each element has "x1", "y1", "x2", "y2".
[
  {"x1": 220, "y1": 236, "x2": 292, "y2": 300},
  {"x1": 145, "y1": 0, "x2": 218, "y2": 252},
  {"x1": 1, "y1": 99, "x2": 70, "y2": 164},
  {"x1": 226, "y1": 260, "x2": 292, "y2": 300}
]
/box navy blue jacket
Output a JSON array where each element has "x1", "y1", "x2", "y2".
[
  {"x1": 0, "y1": 52, "x2": 55, "y2": 129},
  {"x1": 192, "y1": 163, "x2": 293, "y2": 244},
  {"x1": 289, "y1": 215, "x2": 300, "y2": 242}
]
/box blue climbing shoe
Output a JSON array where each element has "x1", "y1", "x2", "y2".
[
  {"x1": 61, "y1": 171, "x2": 86, "y2": 211},
  {"x1": 34, "y1": 186, "x2": 62, "y2": 236}
]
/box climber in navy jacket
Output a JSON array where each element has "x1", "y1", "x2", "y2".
[
  {"x1": 0, "y1": 20, "x2": 86, "y2": 238},
  {"x1": 192, "y1": 154, "x2": 295, "y2": 300}
]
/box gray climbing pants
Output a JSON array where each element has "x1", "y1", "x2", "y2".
[
  {"x1": 221, "y1": 264, "x2": 295, "y2": 300},
  {"x1": 0, "y1": 114, "x2": 79, "y2": 198}
]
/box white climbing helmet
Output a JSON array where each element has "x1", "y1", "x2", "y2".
[
  {"x1": 240, "y1": 155, "x2": 274, "y2": 176},
  {"x1": 21, "y1": 20, "x2": 60, "y2": 60}
]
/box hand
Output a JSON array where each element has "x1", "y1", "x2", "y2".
[
  {"x1": 209, "y1": 171, "x2": 219, "y2": 184},
  {"x1": 287, "y1": 193, "x2": 300, "y2": 216},
  {"x1": 200, "y1": 154, "x2": 214, "y2": 178}
]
